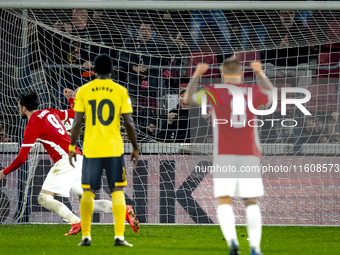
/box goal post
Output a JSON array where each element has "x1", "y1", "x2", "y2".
[{"x1": 1, "y1": 2, "x2": 340, "y2": 225}]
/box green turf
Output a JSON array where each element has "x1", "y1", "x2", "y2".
[{"x1": 0, "y1": 224, "x2": 339, "y2": 255}]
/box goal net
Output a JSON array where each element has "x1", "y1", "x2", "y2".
[{"x1": 1, "y1": 5, "x2": 340, "y2": 225}]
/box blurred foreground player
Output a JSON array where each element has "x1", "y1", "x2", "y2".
[
  {"x1": 184, "y1": 59, "x2": 273, "y2": 255},
  {"x1": 70, "y1": 54, "x2": 139, "y2": 247}
]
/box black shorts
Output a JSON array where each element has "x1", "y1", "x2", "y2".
[{"x1": 81, "y1": 155, "x2": 127, "y2": 190}]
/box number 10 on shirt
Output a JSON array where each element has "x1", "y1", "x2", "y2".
[{"x1": 89, "y1": 99, "x2": 115, "y2": 126}]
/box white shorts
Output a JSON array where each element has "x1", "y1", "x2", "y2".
[
  {"x1": 213, "y1": 154, "x2": 264, "y2": 198},
  {"x1": 42, "y1": 155, "x2": 83, "y2": 197}
]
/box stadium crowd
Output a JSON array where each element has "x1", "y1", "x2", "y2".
[{"x1": 1, "y1": 6, "x2": 340, "y2": 144}]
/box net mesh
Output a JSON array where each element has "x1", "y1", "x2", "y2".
[{"x1": 1, "y1": 8, "x2": 340, "y2": 224}]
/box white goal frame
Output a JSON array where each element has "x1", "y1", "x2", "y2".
[{"x1": 1, "y1": 0, "x2": 340, "y2": 10}]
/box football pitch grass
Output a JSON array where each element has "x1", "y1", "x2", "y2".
[{"x1": 0, "y1": 224, "x2": 339, "y2": 255}]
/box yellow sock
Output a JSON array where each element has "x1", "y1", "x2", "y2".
[
  {"x1": 111, "y1": 191, "x2": 126, "y2": 237},
  {"x1": 80, "y1": 191, "x2": 95, "y2": 237}
]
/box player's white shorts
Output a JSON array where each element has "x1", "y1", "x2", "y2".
[
  {"x1": 41, "y1": 155, "x2": 83, "y2": 197},
  {"x1": 213, "y1": 154, "x2": 264, "y2": 198}
]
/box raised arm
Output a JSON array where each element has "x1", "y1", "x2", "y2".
[
  {"x1": 250, "y1": 61, "x2": 273, "y2": 91},
  {"x1": 63, "y1": 88, "x2": 76, "y2": 108},
  {"x1": 183, "y1": 63, "x2": 209, "y2": 106},
  {"x1": 52, "y1": 89, "x2": 77, "y2": 121},
  {"x1": 122, "y1": 113, "x2": 139, "y2": 170}
]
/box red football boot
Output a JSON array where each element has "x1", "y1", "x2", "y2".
[
  {"x1": 64, "y1": 222, "x2": 81, "y2": 236},
  {"x1": 125, "y1": 205, "x2": 140, "y2": 233}
]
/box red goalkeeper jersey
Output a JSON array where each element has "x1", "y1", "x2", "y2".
[{"x1": 3, "y1": 98, "x2": 81, "y2": 175}]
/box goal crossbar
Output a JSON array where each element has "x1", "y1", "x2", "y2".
[{"x1": 2, "y1": 1, "x2": 340, "y2": 10}]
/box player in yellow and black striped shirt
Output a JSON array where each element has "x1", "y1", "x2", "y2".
[{"x1": 69, "y1": 54, "x2": 139, "y2": 247}]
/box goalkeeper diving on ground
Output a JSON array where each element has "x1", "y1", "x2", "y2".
[{"x1": 0, "y1": 90, "x2": 140, "y2": 235}]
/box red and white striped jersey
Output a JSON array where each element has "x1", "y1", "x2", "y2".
[
  {"x1": 3, "y1": 100, "x2": 81, "y2": 175},
  {"x1": 206, "y1": 83, "x2": 270, "y2": 157}
]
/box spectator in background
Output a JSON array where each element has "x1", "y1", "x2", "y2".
[
  {"x1": 0, "y1": 124, "x2": 11, "y2": 143},
  {"x1": 120, "y1": 23, "x2": 161, "y2": 102},
  {"x1": 301, "y1": 117, "x2": 321, "y2": 143},
  {"x1": 146, "y1": 89, "x2": 212, "y2": 143},
  {"x1": 155, "y1": 11, "x2": 188, "y2": 89},
  {"x1": 129, "y1": 10, "x2": 188, "y2": 89},
  {"x1": 306, "y1": 0, "x2": 340, "y2": 53},
  {"x1": 322, "y1": 112, "x2": 340, "y2": 143},
  {"x1": 300, "y1": 115, "x2": 337, "y2": 143},
  {"x1": 229, "y1": 10, "x2": 269, "y2": 50},
  {"x1": 89, "y1": 10, "x2": 125, "y2": 81},
  {"x1": 120, "y1": 21, "x2": 182, "y2": 124},
  {"x1": 314, "y1": 117, "x2": 328, "y2": 143},
  {"x1": 90, "y1": 10, "x2": 125, "y2": 50},
  {"x1": 329, "y1": 132, "x2": 340, "y2": 143},
  {"x1": 327, "y1": 112, "x2": 339, "y2": 135},
  {"x1": 132, "y1": 10, "x2": 186, "y2": 49},
  {"x1": 159, "y1": 11, "x2": 187, "y2": 51},
  {"x1": 189, "y1": 10, "x2": 231, "y2": 55},
  {"x1": 52, "y1": 9, "x2": 103, "y2": 108},
  {"x1": 156, "y1": 89, "x2": 190, "y2": 142},
  {"x1": 262, "y1": 10, "x2": 310, "y2": 88},
  {"x1": 295, "y1": 8, "x2": 313, "y2": 28}
]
